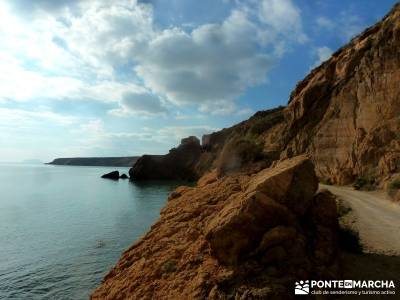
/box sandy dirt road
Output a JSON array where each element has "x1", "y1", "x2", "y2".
[{"x1": 320, "y1": 184, "x2": 400, "y2": 256}]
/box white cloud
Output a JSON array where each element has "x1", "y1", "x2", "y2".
[
  {"x1": 109, "y1": 91, "x2": 168, "y2": 117},
  {"x1": 0, "y1": 0, "x2": 306, "y2": 116},
  {"x1": 311, "y1": 46, "x2": 333, "y2": 68},
  {"x1": 258, "y1": 0, "x2": 307, "y2": 43},
  {"x1": 0, "y1": 0, "x2": 152, "y2": 105},
  {"x1": 135, "y1": 10, "x2": 272, "y2": 109},
  {"x1": 0, "y1": 107, "x2": 78, "y2": 128}
]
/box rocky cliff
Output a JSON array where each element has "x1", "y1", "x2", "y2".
[
  {"x1": 131, "y1": 3, "x2": 400, "y2": 185},
  {"x1": 280, "y1": 3, "x2": 400, "y2": 185},
  {"x1": 129, "y1": 136, "x2": 212, "y2": 180},
  {"x1": 92, "y1": 156, "x2": 339, "y2": 299}
]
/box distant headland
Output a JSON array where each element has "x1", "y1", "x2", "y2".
[{"x1": 47, "y1": 157, "x2": 139, "y2": 167}]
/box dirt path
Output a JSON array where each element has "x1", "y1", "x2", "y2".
[{"x1": 320, "y1": 184, "x2": 400, "y2": 256}]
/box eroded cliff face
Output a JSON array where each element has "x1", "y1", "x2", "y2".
[
  {"x1": 92, "y1": 156, "x2": 339, "y2": 299},
  {"x1": 131, "y1": 4, "x2": 400, "y2": 185},
  {"x1": 280, "y1": 3, "x2": 400, "y2": 184}
]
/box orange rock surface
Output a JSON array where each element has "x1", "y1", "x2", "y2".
[{"x1": 92, "y1": 156, "x2": 338, "y2": 299}]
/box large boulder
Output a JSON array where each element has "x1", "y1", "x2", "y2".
[{"x1": 205, "y1": 155, "x2": 317, "y2": 265}]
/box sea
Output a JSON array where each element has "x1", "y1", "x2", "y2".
[{"x1": 0, "y1": 163, "x2": 183, "y2": 299}]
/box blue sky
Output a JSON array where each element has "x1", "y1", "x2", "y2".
[{"x1": 0, "y1": 0, "x2": 397, "y2": 162}]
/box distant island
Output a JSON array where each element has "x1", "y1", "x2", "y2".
[{"x1": 47, "y1": 157, "x2": 139, "y2": 167}]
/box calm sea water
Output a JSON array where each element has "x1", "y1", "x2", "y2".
[{"x1": 0, "y1": 164, "x2": 182, "y2": 300}]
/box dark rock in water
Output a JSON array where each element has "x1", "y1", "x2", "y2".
[
  {"x1": 120, "y1": 174, "x2": 129, "y2": 179},
  {"x1": 101, "y1": 171, "x2": 120, "y2": 180}
]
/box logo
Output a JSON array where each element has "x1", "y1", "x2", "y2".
[
  {"x1": 295, "y1": 280, "x2": 310, "y2": 295},
  {"x1": 294, "y1": 280, "x2": 396, "y2": 296}
]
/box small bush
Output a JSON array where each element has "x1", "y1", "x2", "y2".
[{"x1": 353, "y1": 175, "x2": 376, "y2": 191}]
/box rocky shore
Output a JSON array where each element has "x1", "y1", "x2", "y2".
[{"x1": 92, "y1": 156, "x2": 339, "y2": 299}]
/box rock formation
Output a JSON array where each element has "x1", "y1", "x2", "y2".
[
  {"x1": 129, "y1": 136, "x2": 211, "y2": 180},
  {"x1": 92, "y1": 156, "x2": 339, "y2": 299},
  {"x1": 279, "y1": 4, "x2": 400, "y2": 184},
  {"x1": 101, "y1": 171, "x2": 120, "y2": 180},
  {"x1": 129, "y1": 3, "x2": 400, "y2": 185}
]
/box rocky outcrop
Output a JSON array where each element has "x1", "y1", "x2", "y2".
[
  {"x1": 120, "y1": 174, "x2": 129, "y2": 179},
  {"x1": 129, "y1": 136, "x2": 209, "y2": 180},
  {"x1": 278, "y1": 4, "x2": 400, "y2": 184},
  {"x1": 92, "y1": 156, "x2": 339, "y2": 299},
  {"x1": 101, "y1": 171, "x2": 120, "y2": 180}
]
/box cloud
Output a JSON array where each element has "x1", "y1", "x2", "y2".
[
  {"x1": 0, "y1": 0, "x2": 306, "y2": 117},
  {"x1": 136, "y1": 10, "x2": 271, "y2": 108},
  {"x1": 70, "y1": 119, "x2": 219, "y2": 156},
  {"x1": 0, "y1": 108, "x2": 78, "y2": 131},
  {"x1": 311, "y1": 46, "x2": 333, "y2": 68},
  {"x1": 109, "y1": 91, "x2": 167, "y2": 117},
  {"x1": 258, "y1": 0, "x2": 307, "y2": 43},
  {"x1": 6, "y1": 0, "x2": 78, "y2": 16},
  {"x1": 0, "y1": 0, "x2": 152, "y2": 104},
  {"x1": 134, "y1": 3, "x2": 307, "y2": 113}
]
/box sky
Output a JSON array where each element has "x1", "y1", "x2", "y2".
[{"x1": 0, "y1": 0, "x2": 397, "y2": 162}]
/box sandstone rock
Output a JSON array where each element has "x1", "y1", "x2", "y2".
[
  {"x1": 197, "y1": 169, "x2": 218, "y2": 187},
  {"x1": 167, "y1": 186, "x2": 193, "y2": 201},
  {"x1": 101, "y1": 171, "x2": 119, "y2": 180},
  {"x1": 92, "y1": 156, "x2": 339, "y2": 299},
  {"x1": 255, "y1": 226, "x2": 297, "y2": 254},
  {"x1": 205, "y1": 191, "x2": 295, "y2": 265},
  {"x1": 247, "y1": 155, "x2": 318, "y2": 216}
]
